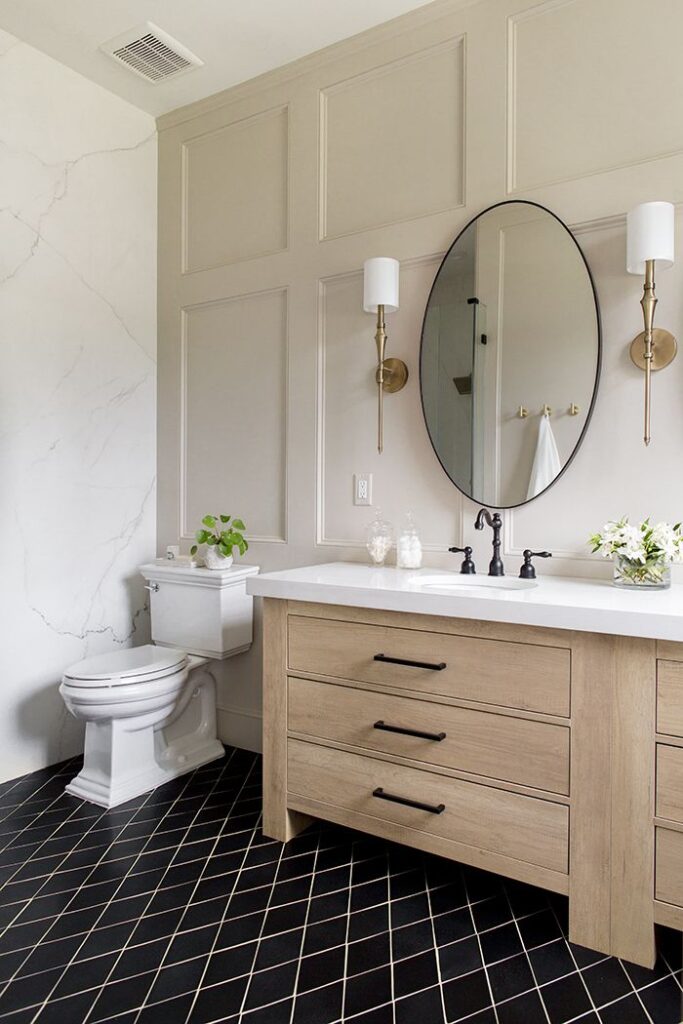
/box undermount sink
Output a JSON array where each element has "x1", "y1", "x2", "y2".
[{"x1": 410, "y1": 574, "x2": 537, "y2": 592}]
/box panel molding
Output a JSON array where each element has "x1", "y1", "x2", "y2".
[
  {"x1": 506, "y1": 0, "x2": 683, "y2": 194},
  {"x1": 315, "y1": 251, "x2": 464, "y2": 550},
  {"x1": 157, "y1": 0, "x2": 482, "y2": 132},
  {"x1": 319, "y1": 35, "x2": 466, "y2": 242},
  {"x1": 503, "y1": 508, "x2": 597, "y2": 563},
  {"x1": 181, "y1": 104, "x2": 290, "y2": 275},
  {"x1": 179, "y1": 286, "x2": 289, "y2": 545}
]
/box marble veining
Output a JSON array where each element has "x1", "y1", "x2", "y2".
[{"x1": 0, "y1": 30, "x2": 157, "y2": 780}]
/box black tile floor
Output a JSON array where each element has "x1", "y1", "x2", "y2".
[{"x1": 0, "y1": 750, "x2": 680, "y2": 1024}]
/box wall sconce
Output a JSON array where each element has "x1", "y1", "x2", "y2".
[
  {"x1": 627, "y1": 201, "x2": 676, "y2": 446},
  {"x1": 363, "y1": 257, "x2": 408, "y2": 454}
]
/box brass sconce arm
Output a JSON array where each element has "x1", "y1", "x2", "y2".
[
  {"x1": 363, "y1": 257, "x2": 407, "y2": 453},
  {"x1": 641, "y1": 259, "x2": 656, "y2": 448},
  {"x1": 372, "y1": 304, "x2": 408, "y2": 454},
  {"x1": 626, "y1": 200, "x2": 676, "y2": 447},
  {"x1": 629, "y1": 260, "x2": 677, "y2": 447}
]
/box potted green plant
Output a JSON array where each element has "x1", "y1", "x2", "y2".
[{"x1": 190, "y1": 514, "x2": 248, "y2": 570}]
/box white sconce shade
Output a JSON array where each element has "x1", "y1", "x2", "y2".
[
  {"x1": 627, "y1": 201, "x2": 675, "y2": 274},
  {"x1": 363, "y1": 257, "x2": 399, "y2": 312}
]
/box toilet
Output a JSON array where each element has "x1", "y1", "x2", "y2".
[{"x1": 60, "y1": 561, "x2": 259, "y2": 808}]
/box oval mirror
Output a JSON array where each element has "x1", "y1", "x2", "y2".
[{"x1": 420, "y1": 201, "x2": 601, "y2": 508}]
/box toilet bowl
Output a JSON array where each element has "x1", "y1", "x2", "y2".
[{"x1": 61, "y1": 562, "x2": 259, "y2": 808}]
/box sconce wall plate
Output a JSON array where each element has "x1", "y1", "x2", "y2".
[
  {"x1": 377, "y1": 357, "x2": 408, "y2": 393},
  {"x1": 629, "y1": 328, "x2": 677, "y2": 371}
]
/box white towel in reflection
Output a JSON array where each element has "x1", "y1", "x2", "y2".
[{"x1": 527, "y1": 413, "x2": 561, "y2": 499}]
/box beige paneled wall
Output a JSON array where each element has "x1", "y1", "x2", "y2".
[{"x1": 158, "y1": 0, "x2": 683, "y2": 751}]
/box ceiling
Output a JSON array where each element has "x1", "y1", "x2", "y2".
[{"x1": 0, "y1": 0, "x2": 436, "y2": 117}]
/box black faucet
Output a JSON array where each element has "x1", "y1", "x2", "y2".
[{"x1": 475, "y1": 508, "x2": 504, "y2": 577}]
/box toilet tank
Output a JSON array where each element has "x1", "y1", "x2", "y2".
[{"x1": 139, "y1": 562, "x2": 260, "y2": 659}]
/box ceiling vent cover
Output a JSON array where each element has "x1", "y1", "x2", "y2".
[{"x1": 100, "y1": 23, "x2": 203, "y2": 83}]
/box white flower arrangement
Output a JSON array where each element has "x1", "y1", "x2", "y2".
[{"x1": 589, "y1": 517, "x2": 683, "y2": 587}]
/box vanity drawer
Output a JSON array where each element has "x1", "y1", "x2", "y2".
[
  {"x1": 288, "y1": 615, "x2": 570, "y2": 717},
  {"x1": 288, "y1": 676, "x2": 570, "y2": 795},
  {"x1": 287, "y1": 739, "x2": 568, "y2": 873},
  {"x1": 657, "y1": 661, "x2": 683, "y2": 736},
  {"x1": 656, "y1": 744, "x2": 683, "y2": 823},
  {"x1": 656, "y1": 828, "x2": 683, "y2": 906}
]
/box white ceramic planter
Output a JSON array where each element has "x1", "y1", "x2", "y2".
[{"x1": 204, "y1": 546, "x2": 233, "y2": 571}]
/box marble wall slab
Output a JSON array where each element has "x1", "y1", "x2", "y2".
[{"x1": 0, "y1": 30, "x2": 157, "y2": 781}]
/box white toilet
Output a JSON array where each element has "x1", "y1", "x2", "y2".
[{"x1": 60, "y1": 561, "x2": 259, "y2": 808}]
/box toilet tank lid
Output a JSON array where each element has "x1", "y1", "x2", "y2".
[
  {"x1": 64, "y1": 645, "x2": 187, "y2": 682},
  {"x1": 139, "y1": 562, "x2": 259, "y2": 588}
]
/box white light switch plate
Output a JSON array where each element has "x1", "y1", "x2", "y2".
[{"x1": 354, "y1": 473, "x2": 373, "y2": 506}]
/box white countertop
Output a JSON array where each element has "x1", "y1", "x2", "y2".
[{"x1": 246, "y1": 562, "x2": 683, "y2": 642}]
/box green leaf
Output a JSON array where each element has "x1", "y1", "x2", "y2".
[
  {"x1": 232, "y1": 519, "x2": 245, "y2": 531},
  {"x1": 220, "y1": 514, "x2": 231, "y2": 523},
  {"x1": 190, "y1": 545, "x2": 197, "y2": 556},
  {"x1": 206, "y1": 535, "x2": 217, "y2": 546},
  {"x1": 202, "y1": 515, "x2": 216, "y2": 528},
  {"x1": 219, "y1": 542, "x2": 232, "y2": 557},
  {"x1": 195, "y1": 529, "x2": 208, "y2": 543}
]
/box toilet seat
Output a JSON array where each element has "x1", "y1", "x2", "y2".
[{"x1": 64, "y1": 645, "x2": 187, "y2": 687}]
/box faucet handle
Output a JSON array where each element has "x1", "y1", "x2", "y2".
[
  {"x1": 520, "y1": 549, "x2": 552, "y2": 580},
  {"x1": 448, "y1": 545, "x2": 476, "y2": 575}
]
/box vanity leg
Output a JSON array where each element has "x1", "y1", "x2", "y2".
[
  {"x1": 569, "y1": 632, "x2": 613, "y2": 956},
  {"x1": 262, "y1": 598, "x2": 312, "y2": 842},
  {"x1": 610, "y1": 637, "x2": 656, "y2": 967}
]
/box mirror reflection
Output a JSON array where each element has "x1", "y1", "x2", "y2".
[{"x1": 420, "y1": 202, "x2": 600, "y2": 508}]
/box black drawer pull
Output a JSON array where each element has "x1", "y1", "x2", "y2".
[
  {"x1": 374, "y1": 721, "x2": 446, "y2": 742},
  {"x1": 374, "y1": 653, "x2": 447, "y2": 671},
  {"x1": 372, "y1": 787, "x2": 445, "y2": 815}
]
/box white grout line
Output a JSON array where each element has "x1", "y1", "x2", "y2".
[
  {"x1": 180, "y1": 805, "x2": 268, "y2": 1024},
  {"x1": 502, "y1": 885, "x2": 552, "y2": 1024},
  {"x1": 285, "y1": 831, "x2": 323, "y2": 1024},
  {"x1": 338, "y1": 837, "x2": 358, "y2": 1024},
  {"x1": 424, "y1": 855, "x2": 450, "y2": 1024},
  {"x1": 387, "y1": 848, "x2": 397, "y2": 1024},
  {"x1": 0, "y1": 755, "x2": 682, "y2": 1024},
  {"x1": 26, "y1": 751, "x2": 243, "y2": 1024},
  {"x1": 544, "y1": 897, "x2": 612, "y2": 1024},
  {"x1": 235, "y1": 826, "x2": 293, "y2": 1019},
  {"x1": 462, "y1": 871, "x2": 500, "y2": 1024},
  {"x1": 82, "y1": 751, "x2": 257, "y2": 1024}
]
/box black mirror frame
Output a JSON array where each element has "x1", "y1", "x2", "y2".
[{"x1": 418, "y1": 199, "x2": 602, "y2": 510}]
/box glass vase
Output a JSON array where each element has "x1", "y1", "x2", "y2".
[{"x1": 613, "y1": 553, "x2": 671, "y2": 590}]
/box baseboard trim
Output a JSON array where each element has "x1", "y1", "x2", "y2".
[{"x1": 217, "y1": 704, "x2": 263, "y2": 754}]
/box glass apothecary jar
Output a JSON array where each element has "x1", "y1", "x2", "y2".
[
  {"x1": 397, "y1": 512, "x2": 422, "y2": 569},
  {"x1": 366, "y1": 510, "x2": 394, "y2": 566}
]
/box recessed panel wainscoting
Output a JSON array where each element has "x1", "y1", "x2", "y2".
[{"x1": 157, "y1": 0, "x2": 683, "y2": 749}]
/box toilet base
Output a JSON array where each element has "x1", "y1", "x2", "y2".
[
  {"x1": 64, "y1": 661, "x2": 225, "y2": 809},
  {"x1": 65, "y1": 738, "x2": 224, "y2": 809}
]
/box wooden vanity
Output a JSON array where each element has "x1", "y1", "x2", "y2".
[{"x1": 252, "y1": 565, "x2": 683, "y2": 968}]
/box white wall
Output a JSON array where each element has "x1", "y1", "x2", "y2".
[
  {"x1": 0, "y1": 30, "x2": 157, "y2": 781},
  {"x1": 157, "y1": 0, "x2": 683, "y2": 752}
]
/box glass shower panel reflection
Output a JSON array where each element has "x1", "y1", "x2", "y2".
[{"x1": 422, "y1": 297, "x2": 481, "y2": 494}]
